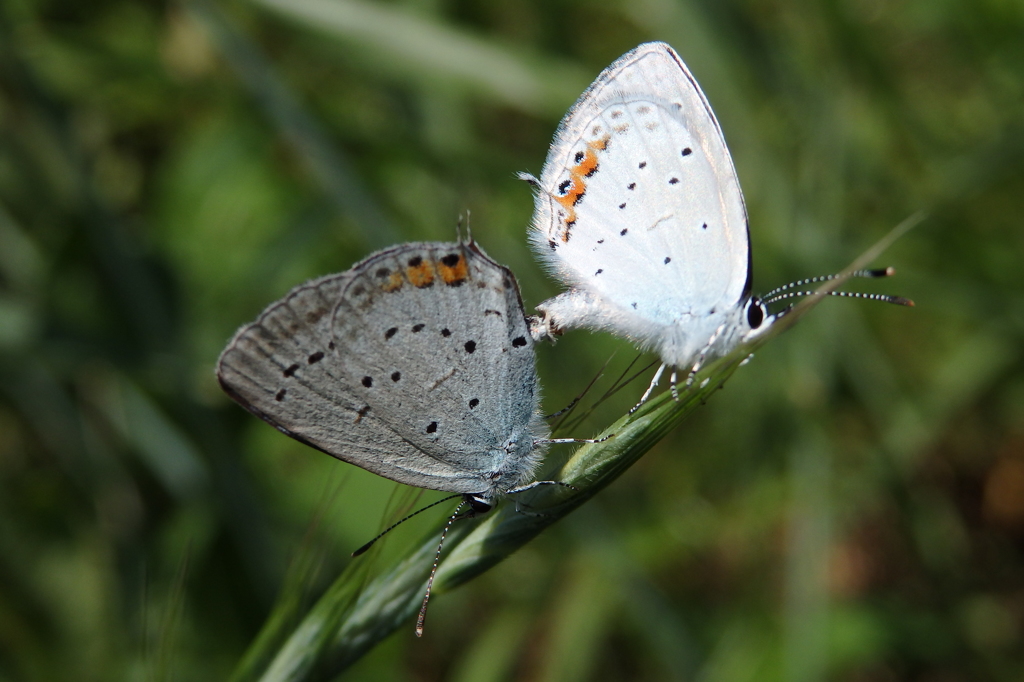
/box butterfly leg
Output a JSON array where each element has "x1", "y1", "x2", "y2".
[
  {"x1": 544, "y1": 393, "x2": 581, "y2": 419},
  {"x1": 539, "y1": 434, "x2": 613, "y2": 445},
  {"x1": 629, "y1": 362, "x2": 668, "y2": 414},
  {"x1": 670, "y1": 369, "x2": 680, "y2": 401},
  {"x1": 685, "y1": 355, "x2": 706, "y2": 387},
  {"x1": 507, "y1": 480, "x2": 577, "y2": 516},
  {"x1": 527, "y1": 312, "x2": 560, "y2": 343},
  {"x1": 507, "y1": 480, "x2": 577, "y2": 494},
  {"x1": 531, "y1": 289, "x2": 604, "y2": 342},
  {"x1": 685, "y1": 322, "x2": 729, "y2": 387}
]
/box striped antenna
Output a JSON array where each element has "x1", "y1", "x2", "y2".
[
  {"x1": 761, "y1": 267, "x2": 895, "y2": 301},
  {"x1": 764, "y1": 289, "x2": 914, "y2": 307},
  {"x1": 762, "y1": 266, "x2": 912, "y2": 307},
  {"x1": 416, "y1": 502, "x2": 467, "y2": 637}
]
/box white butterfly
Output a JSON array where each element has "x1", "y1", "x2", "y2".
[{"x1": 523, "y1": 42, "x2": 905, "y2": 403}]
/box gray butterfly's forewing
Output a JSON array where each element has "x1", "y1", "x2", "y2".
[{"x1": 217, "y1": 241, "x2": 546, "y2": 496}]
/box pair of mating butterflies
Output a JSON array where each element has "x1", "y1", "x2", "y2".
[{"x1": 217, "y1": 42, "x2": 908, "y2": 634}]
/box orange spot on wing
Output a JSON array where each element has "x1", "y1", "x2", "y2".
[
  {"x1": 589, "y1": 134, "x2": 610, "y2": 152},
  {"x1": 552, "y1": 135, "x2": 610, "y2": 241},
  {"x1": 555, "y1": 176, "x2": 585, "y2": 210},
  {"x1": 381, "y1": 272, "x2": 404, "y2": 292},
  {"x1": 576, "y1": 148, "x2": 599, "y2": 177},
  {"x1": 407, "y1": 261, "x2": 435, "y2": 287},
  {"x1": 557, "y1": 208, "x2": 577, "y2": 241},
  {"x1": 438, "y1": 255, "x2": 468, "y2": 285}
]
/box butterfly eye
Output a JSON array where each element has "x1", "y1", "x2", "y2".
[
  {"x1": 746, "y1": 297, "x2": 765, "y2": 329},
  {"x1": 467, "y1": 495, "x2": 493, "y2": 514}
]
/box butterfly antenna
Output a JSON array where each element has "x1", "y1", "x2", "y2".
[
  {"x1": 352, "y1": 493, "x2": 463, "y2": 557},
  {"x1": 764, "y1": 290, "x2": 914, "y2": 307},
  {"x1": 761, "y1": 267, "x2": 896, "y2": 301},
  {"x1": 606, "y1": 355, "x2": 659, "y2": 399},
  {"x1": 547, "y1": 352, "x2": 614, "y2": 423},
  {"x1": 416, "y1": 501, "x2": 466, "y2": 637},
  {"x1": 560, "y1": 355, "x2": 658, "y2": 432},
  {"x1": 557, "y1": 354, "x2": 647, "y2": 431}
]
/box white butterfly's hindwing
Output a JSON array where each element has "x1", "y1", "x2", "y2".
[{"x1": 527, "y1": 42, "x2": 754, "y2": 368}]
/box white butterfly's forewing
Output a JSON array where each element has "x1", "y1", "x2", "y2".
[
  {"x1": 528, "y1": 42, "x2": 751, "y2": 363},
  {"x1": 217, "y1": 242, "x2": 546, "y2": 496}
]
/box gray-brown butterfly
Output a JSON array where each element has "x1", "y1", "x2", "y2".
[{"x1": 217, "y1": 240, "x2": 582, "y2": 634}]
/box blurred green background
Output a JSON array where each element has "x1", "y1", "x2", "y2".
[{"x1": 1, "y1": 0, "x2": 1023, "y2": 679}]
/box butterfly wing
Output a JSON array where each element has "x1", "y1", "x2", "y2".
[
  {"x1": 527, "y1": 42, "x2": 751, "y2": 355},
  {"x1": 217, "y1": 242, "x2": 545, "y2": 495}
]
